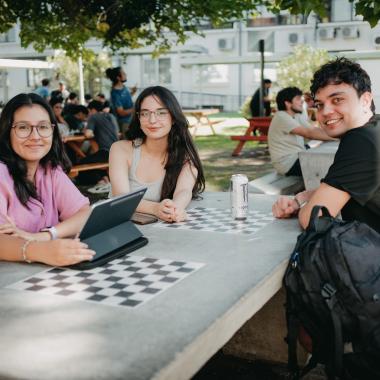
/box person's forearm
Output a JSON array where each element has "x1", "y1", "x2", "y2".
[
  {"x1": 83, "y1": 129, "x2": 94, "y2": 138},
  {"x1": 55, "y1": 206, "x2": 91, "y2": 238},
  {"x1": 295, "y1": 189, "x2": 315, "y2": 206},
  {"x1": 296, "y1": 190, "x2": 317, "y2": 229},
  {"x1": 309, "y1": 127, "x2": 335, "y2": 141},
  {"x1": 0, "y1": 235, "x2": 27, "y2": 262},
  {"x1": 136, "y1": 199, "x2": 159, "y2": 216},
  {"x1": 117, "y1": 107, "x2": 134, "y2": 117},
  {"x1": 0, "y1": 236, "x2": 48, "y2": 263},
  {"x1": 173, "y1": 189, "x2": 192, "y2": 210}
]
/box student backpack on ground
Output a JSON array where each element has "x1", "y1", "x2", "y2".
[{"x1": 283, "y1": 205, "x2": 380, "y2": 380}]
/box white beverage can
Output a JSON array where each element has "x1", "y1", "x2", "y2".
[{"x1": 230, "y1": 174, "x2": 249, "y2": 220}]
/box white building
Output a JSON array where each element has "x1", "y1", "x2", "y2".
[{"x1": 1, "y1": 0, "x2": 380, "y2": 110}]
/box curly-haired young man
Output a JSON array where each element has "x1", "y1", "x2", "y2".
[{"x1": 272, "y1": 57, "x2": 380, "y2": 233}]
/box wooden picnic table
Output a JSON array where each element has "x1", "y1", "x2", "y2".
[
  {"x1": 231, "y1": 117, "x2": 272, "y2": 156},
  {"x1": 183, "y1": 108, "x2": 221, "y2": 136},
  {"x1": 63, "y1": 134, "x2": 99, "y2": 159},
  {"x1": 64, "y1": 134, "x2": 109, "y2": 178}
]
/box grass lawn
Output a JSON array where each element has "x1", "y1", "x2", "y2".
[{"x1": 193, "y1": 129, "x2": 273, "y2": 191}]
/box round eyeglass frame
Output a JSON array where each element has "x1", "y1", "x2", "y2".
[
  {"x1": 137, "y1": 109, "x2": 170, "y2": 121},
  {"x1": 11, "y1": 123, "x2": 55, "y2": 139}
]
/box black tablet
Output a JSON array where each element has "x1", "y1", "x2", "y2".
[{"x1": 72, "y1": 188, "x2": 148, "y2": 269}]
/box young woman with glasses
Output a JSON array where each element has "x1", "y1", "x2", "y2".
[
  {"x1": 109, "y1": 86, "x2": 205, "y2": 222},
  {"x1": 0, "y1": 93, "x2": 95, "y2": 266}
]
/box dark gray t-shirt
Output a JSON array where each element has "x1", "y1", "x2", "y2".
[{"x1": 86, "y1": 112, "x2": 119, "y2": 151}]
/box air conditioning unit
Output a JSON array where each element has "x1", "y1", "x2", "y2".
[
  {"x1": 318, "y1": 27, "x2": 336, "y2": 40},
  {"x1": 342, "y1": 26, "x2": 360, "y2": 39},
  {"x1": 373, "y1": 34, "x2": 380, "y2": 49},
  {"x1": 218, "y1": 38, "x2": 234, "y2": 51},
  {"x1": 288, "y1": 32, "x2": 303, "y2": 46}
]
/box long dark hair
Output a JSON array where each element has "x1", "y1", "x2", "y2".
[
  {"x1": 0, "y1": 93, "x2": 71, "y2": 206},
  {"x1": 126, "y1": 86, "x2": 205, "y2": 200}
]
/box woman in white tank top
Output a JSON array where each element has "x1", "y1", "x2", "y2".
[{"x1": 109, "y1": 86, "x2": 205, "y2": 222}]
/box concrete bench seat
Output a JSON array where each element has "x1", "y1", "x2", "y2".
[{"x1": 249, "y1": 171, "x2": 304, "y2": 195}]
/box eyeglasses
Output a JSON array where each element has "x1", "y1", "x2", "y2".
[
  {"x1": 138, "y1": 109, "x2": 170, "y2": 121},
  {"x1": 12, "y1": 122, "x2": 55, "y2": 138}
]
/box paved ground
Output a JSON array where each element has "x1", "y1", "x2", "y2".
[
  {"x1": 192, "y1": 351, "x2": 327, "y2": 379},
  {"x1": 193, "y1": 351, "x2": 289, "y2": 380}
]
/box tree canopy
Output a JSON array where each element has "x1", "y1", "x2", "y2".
[
  {"x1": 277, "y1": 45, "x2": 329, "y2": 93},
  {"x1": 0, "y1": 1, "x2": 378, "y2": 58}
]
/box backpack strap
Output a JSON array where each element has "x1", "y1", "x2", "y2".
[
  {"x1": 322, "y1": 283, "x2": 344, "y2": 377},
  {"x1": 285, "y1": 289, "x2": 301, "y2": 379},
  {"x1": 307, "y1": 205, "x2": 335, "y2": 233}
]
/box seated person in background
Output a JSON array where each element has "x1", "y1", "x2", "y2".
[
  {"x1": 0, "y1": 93, "x2": 94, "y2": 266},
  {"x1": 51, "y1": 81, "x2": 70, "y2": 101},
  {"x1": 84, "y1": 93, "x2": 92, "y2": 107},
  {"x1": 49, "y1": 96, "x2": 70, "y2": 138},
  {"x1": 64, "y1": 105, "x2": 88, "y2": 133},
  {"x1": 268, "y1": 87, "x2": 334, "y2": 177},
  {"x1": 303, "y1": 91, "x2": 317, "y2": 122},
  {"x1": 62, "y1": 92, "x2": 79, "y2": 117},
  {"x1": 95, "y1": 93, "x2": 111, "y2": 113},
  {"x1": 272, "y1": 58, "x2": 380, "y2": 234},
  {"x1": 109, "y1": 86, "x2": 205, "y2": 222},
  {"x1": 76, "y1": 100, "x2": 119, "y2": 187}
]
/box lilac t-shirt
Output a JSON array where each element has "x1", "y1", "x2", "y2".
[{"x1": 0, "y1": 162, "x2": 89, "y2": 233}]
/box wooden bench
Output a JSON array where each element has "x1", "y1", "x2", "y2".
[
  {"x1": 231, "y1": 117, "x2": 271, "y2": 156},
  {"x1": 248, "y1": 171, "x2": 304, "y2": 195},
  {"x1": 69, "y1": 162, "x2": 109, "y2": 178}
]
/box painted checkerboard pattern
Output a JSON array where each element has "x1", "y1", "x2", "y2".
[
  {"x1": 7, "y1": 256, "x2": 204, "y2": 308},
  {"x1": 153, "y1": 207, "x2": 274, "y2": 235}
]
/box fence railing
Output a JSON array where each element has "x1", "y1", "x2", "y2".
[{"x1": 135, "y1": 88, "x2": 248, "y2": 113}]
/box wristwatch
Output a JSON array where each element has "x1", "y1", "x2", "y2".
[{"x1": 40, "y1": 226, "x2": 58, "y2": 240}]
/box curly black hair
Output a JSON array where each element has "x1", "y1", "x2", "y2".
[
  {"x1": 126, "y1": 86, "x2": 205, "y2": 200},
  {"x1": 310, "y1": 57, "x2": 375, "y2": 112}
]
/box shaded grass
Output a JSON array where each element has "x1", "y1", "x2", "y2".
[{"x1": 194, "y1": 134, "x2": 273, "y2": 191}]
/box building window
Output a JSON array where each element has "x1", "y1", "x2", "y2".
[
  {"x1": 0, "y1": 27, "x2": 17, "y2": 43},
  {"x1": 248, "y1": 31, "x2": 274, "y2": 52},
  {"x1": 158, "y1": 58, "x2": 171, "y2": 84},
  {"x1": 143, "y1": 57, "x2": 171, "y2": 85},
  {"x1": 27, "y1": 68, "x2": 50, "y2": 88},
  {"x1": 195, "y1": 64, "x2": 229, "y2": 84}
]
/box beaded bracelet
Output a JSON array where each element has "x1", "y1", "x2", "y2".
[
  {"x1": 294, "y1": 196, "x2": 308, "y2": 209},
  {"x1": 21, "y1": 239, "x2": 34, "y2": 264}
]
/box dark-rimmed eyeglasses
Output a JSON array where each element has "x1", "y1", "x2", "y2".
[
  {"x1": 138, "y1": 109, "x2": 170, "y2": 121},
  {"x1": 11, "y1": 122, "x2": 55, "y2": 138}
]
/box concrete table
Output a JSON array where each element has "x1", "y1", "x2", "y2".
[
  {"x1": 0, "y1": 193, "x2": 300, "y2": 380},
  {"x1": 299, "y1": 141, "x2": 339, "y2": 190}
]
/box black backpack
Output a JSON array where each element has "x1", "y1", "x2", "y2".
[{"x1": 284, "y1": 205, "x2": 380, "y2": 380}]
